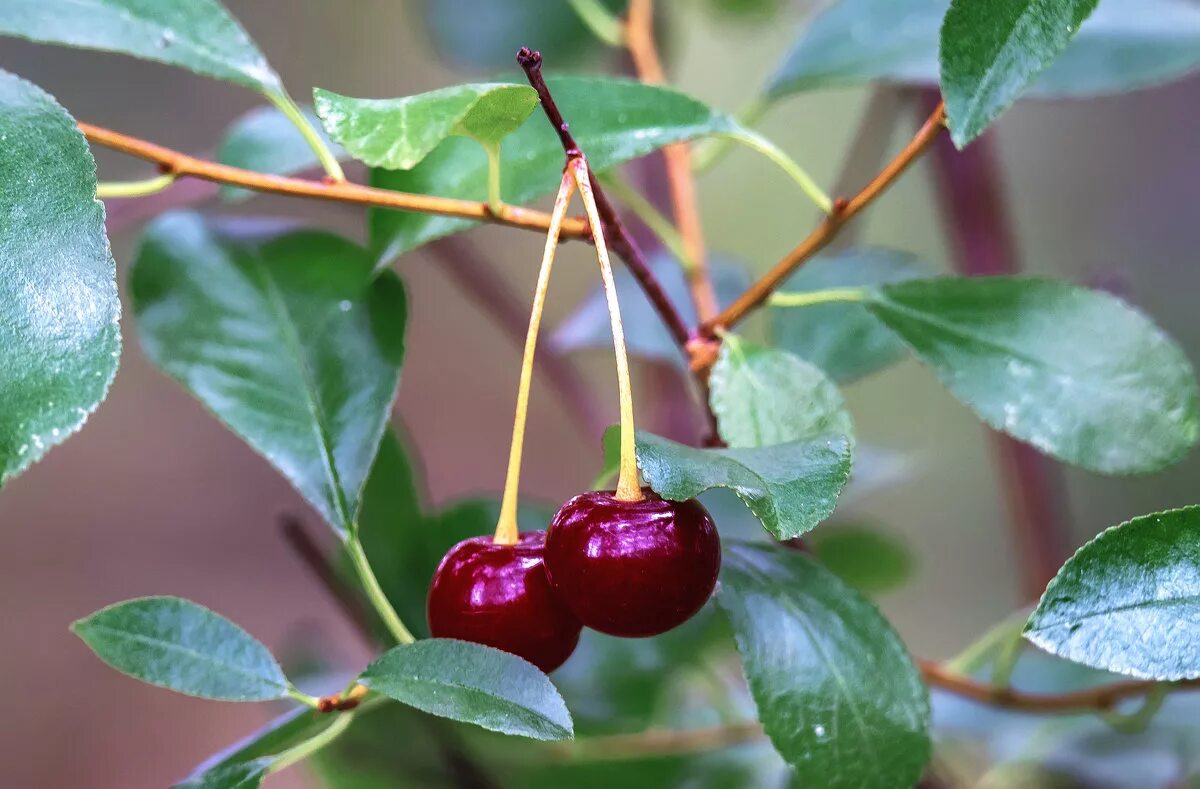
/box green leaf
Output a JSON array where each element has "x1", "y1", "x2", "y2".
[
  {"x1": 1025, "y1": 505, "x2": 1200, "y2": 681},
  {"x1": 173, "y1": 759, "x2": 271, "y2": 789},
  {"x1": 132, "y1": 213, "x2": 407, "y2": 534},
  {"x1": 315, "y1": 84, "x2": 539, "y2": 170},
  {"x1": 71, "y1": 596, "x2": 290, "y2": 701},
  {"x1": 940, "y1": 0, "x2": 1100, "y2": 146},
  {"x1": 632, "y1": 429, "x2": 852, "y2": 540},
  {"x1": 554, "y1": 253, "x2": 749, "y2": 366},
  {"x1": 370, "y1": 77, "x2": 739, "y2": 263},
  {"x1": 864, "y1": 277, "x2": 1199, "y2": 475},
  {"x1": 717, "y1": 541, "x2": 931, "y2": 788},
  {"x1": 358, "y1": 639, "x2": 574, "y2": 740},
  {"x1": 216, "y1": 104, "x2": 344, "y2": 201},
  {"x1": 808, "y1": 524, "x2": 915, "y2": 595},
  {"x1": 709, "y1": 336, "x2": 853, "y2": 448},
  {"x1": 0, "y1": 0, "x2": 283, "y2": 95},
  {"x1": 0, "y1": 70, "x2": 120, "y2": 485},
  {"x1": 764, "y1": 0, "x2": 1200, "y2": 102},
  {"x1": 769, "y1": 248, "x2": 934, "y2": 382},
  {"x1": 182, "y1": 705, "x2": 341, "y2": 781}
]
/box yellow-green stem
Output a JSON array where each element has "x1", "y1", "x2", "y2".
[
  {"x1": 268, "y1": 710, "x2": 357, "y2": 774},
  {"x1": 768, "y1": 287, "x2": 867, "y2": 308},
  {"x1": 345, "y1": 535, "x2": 414, "y2": 644},
  {"x1": 95, "y1": 173, "x2": 176, "y2": 198},
  {"x1": 571, "y1": 159, "x2": 643, "y2": 503},
  {"x1": 567, "y1": 0, "x2": 626, "y2": 45},
  {"x1": 692, "y1": 98, "x2": 770, "y2": 173},
  {"x1": 268, "y1": 90, "x2": 345, "y2": 182},
  {"x1": 598, "y1": 171, "x2": 697, "y2": 273},
  {"x1": 718, "y1": 128, "x2": 833, "y2": 213},
  {"x1": 287, "y1": 687, "x2": 322, "y2": 708},
  {"x1": 494, "y1": 169, "x2": 578, "y2": 545},
  {"x1": 485, "y1": 142, "x2": 505, "y2": 216}
]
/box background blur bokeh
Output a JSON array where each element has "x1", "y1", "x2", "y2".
[{"x1": 1, "y1": 1, "x2": 1198, "y2": 786}]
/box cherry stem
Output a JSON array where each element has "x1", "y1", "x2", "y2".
[
  {"x1": 570, "y1": 158, "x2": 644, "y2": 502},
  {"x1": 494, "y1": 169, "x2": 579, "y2": 545}
]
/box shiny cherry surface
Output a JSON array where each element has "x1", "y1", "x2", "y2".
[
  {"x1": 544, "y1": 488, "x2": 720, "y2": 638},
  {"x1": 427, "y1": 531, "x2": 581, "y2": 672}
]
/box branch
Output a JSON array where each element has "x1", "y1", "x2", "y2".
[
  {"x1": 516, "y1": 47, "x2": 692, "y2": 351},
  {"x1": 700, "y1": 101, "x2": 947, "y2": 342},
  {"x1": 624, "y1": 0, "x2": 717, "y2": 321},
  {"x1": 78, "y1": 121, "x2": 590, "y2": 240},
  {"x1": 919, "y1": 89, "x2": 1070, "y2": 600}
]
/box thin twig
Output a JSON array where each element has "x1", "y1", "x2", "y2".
[
  {"x1": 278, "y1": 514, "x2": 379, "y2": 647},
  {"x1": 78, "y1": 121, "x2": 590, "y2": 240},
  {"x1": 516, "y1": 47, "x2": 692, "y2": 351},
  {"x1": 701, "y1": 102, "x2": 947, "y2": 343},
  {"x1": 919, "y1": 89, "x2": 1070, "y2": 600},
  {"x1": 428, "y1": 236, "x2": 608, "y2": 439},
  {"x1": 624, "y1": 0, "x2": 717, "y2": 321}
]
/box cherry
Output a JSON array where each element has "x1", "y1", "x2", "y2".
[
  {"x1": 427, "y1": 531, "x2": 582, "y2": 673},
  {"x1": 544, "y1": 488, "x2": 720, "y2": 638}
]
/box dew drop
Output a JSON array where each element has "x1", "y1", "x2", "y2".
[{"x1": 338, "y1": 300, "x2": 352, "y2": 312}]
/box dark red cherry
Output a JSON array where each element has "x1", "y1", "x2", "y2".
[
  {"x1": 544, "y1": 488, "x2": 720, "y2": 638},
  {"x1": 427, "y1": 531, "x2": 582, "y2": 672}
]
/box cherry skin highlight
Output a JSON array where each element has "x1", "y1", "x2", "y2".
[
  {"x1": 544, "y1": 488, "x2": 720, "y2": 638},
  {"x1": 427, "y1": 531, "x2": 582, "y2": 672}
]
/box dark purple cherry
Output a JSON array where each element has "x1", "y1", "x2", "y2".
[
  {"x1": 427, "y1": 531, "x2": 582, "y2": 672},
  {"x1": 544, "y1": 488, "x2": 720, "y2": 638}
]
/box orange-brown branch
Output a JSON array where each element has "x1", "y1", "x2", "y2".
[
  {"x1": 700, "y1": 102, "x2": 948, "y2": 345},
  {"x1": 624, "y1": 0, "x2": 717, "y2": 321},
  {"x1": 77, "y1": 121, "x2": 590, "y2": 239}
]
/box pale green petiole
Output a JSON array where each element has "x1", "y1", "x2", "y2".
[
  {"x1": 268, "y1": 90, "x2": 346, "y2": 182},
  {"x1": 769, "y1": 287, "x2": 868, "y2": 308},
  {"x1": 598, "y1": 171, "x2": 697, "y2": 273},
  {"x1": 96, "y1": 173, "x2": 176, "y2": 199}
]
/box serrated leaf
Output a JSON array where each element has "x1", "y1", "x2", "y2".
[
  {"x1": 632, "y1": 429, "x2": 852, "y2": 540},
  {"x1": 173, "y1": 759, "x2": 272, "y2": 789},
  {"x1": 315, "y1": 84, "x2": 538, "y2": 170},
  {"x1": 717, "y1": 541, "x2": 931, "y2": 788},
  {"x1": 1025, "y1": 505, "x2": 1200, "y2": 681},
  {"x1": 0, "y1": 70, "x2": 120, "y2": 485},
  {"x1": 808, "y1": 524, "x2": 915, "y2": 595},
  {"x1": 764, "y1": 0, "x2": 1200, "y2": 102},
  {"x1": 132, "y1": 213, "x2": 407, "y2": 534},
  {"x1": 359, "y1": 639, "x2": 573, "y2": 740},
  {"x1": 769, "y1": 248, "x2": 934, "y2": 382},
  {"x1": 864, "y1": 277, "x2": 1199, "y2": 475},
  {"x1": 71, "y1": 596, "x2": 290, "y2": 701},
  {"x1": 709, "y1": 336, "x2": 853, "y2": 448},
  {"x1": 940, "y1": 0, "x2": 1100, "y2": 146},
  {"x1": 0, "y1": 0, "x2": 283, "y2": 95},
  {"x1": 554, "y1": 253, "x2": 750, "y2": 366},
  {"x1": 370, "y1": 77, "x2": 739, "y2": 263},
  {"x1": 216, "y1": 104, "x2": 344, "y2": 201}
]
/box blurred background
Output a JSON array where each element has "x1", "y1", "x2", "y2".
[{"x1": 1, "y1": 0, "x2": 1198, "y2": 786}]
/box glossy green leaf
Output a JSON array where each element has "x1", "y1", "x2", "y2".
[
  {"x1": 554, "y1": 253, "x2": 749, "y2": 366},
  {"x1": 173, "y1": 759, "x2": 271, "y2": 789},
  {"x1": 0, "y1": 0, "x2": 283, "y2": 95},
  {"x1": 808, "y1": 524, "x2": 915, "y2": 595},
  {"x1": 717, "y1": 541, "x2": 931, "y2": 788},
  {"x1": 764, "y1": 0, "x2": 1200, "y2": 102},
  {"x1": 632, "y1": 429, "x2": 852, "y2": 539},
  {"x1": 359, "y1": 639, "x2": 573, "y2": 740},
  {"x1": 709, "y1": 336, "x2": 853, "y2": 448},
  {"x1": 132, "y1": 213, "x2": 407, "y2": 534},
  {"x1": 370, "y1": 77, "x2": 739, "y2": 263},
  {"x1": 0, "y1": 70, "x2": 120, "y2": 485},
  {"x1": 940, "y1": 0, "x2": 1100, "y2": 146},
  {"x1": 71, "y1": 596, "x2": 290, "y2": 701},
  {"x1": 769, "y1": 248, "x2": 934, "y2": 382},
  {"x1": 1025, "y1": 506, "x2": 1200, "y2": 681},
  {"x1": 864, "y1": 277, "x2": 1199, "y2": 474},
  {"x1": 216, "y1": 104, "x2": 344, "y2": 201},
  {"x1": 315, "y1": 84, "x2": 538, "y2": 170}
]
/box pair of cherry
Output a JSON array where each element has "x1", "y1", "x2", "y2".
[{"x1": 427, "y1": 488, "x2": 720, "y2": 672}]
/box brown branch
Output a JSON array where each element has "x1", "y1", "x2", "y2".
[
  {"x1": 78, "y1": 121, "x2": 589, "y2": 240},
  {"x1": 516, "y1": 47, "x2": 692, "y2": 351},
  {"x1": 919, "y1": 90, "x2": 1070, "y2": 600},
  {"x1": 624, "y1": 0, "x2": 716, "y2": 322},
  {"x1": 700, "y1": 101, "x2": 948, "y2": 343},
  {"x1": 428, "y1": 236, "x2": 608, "y2": 439}
]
